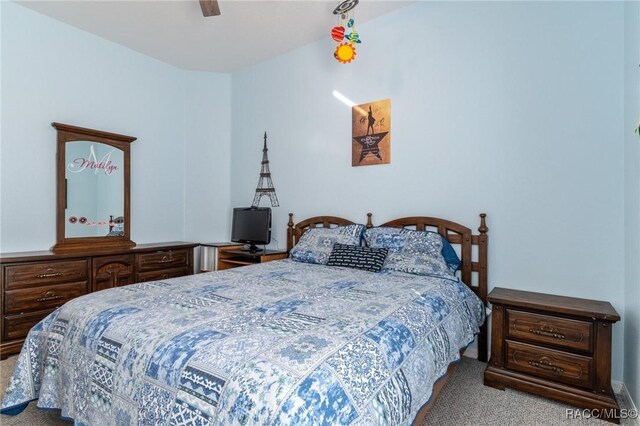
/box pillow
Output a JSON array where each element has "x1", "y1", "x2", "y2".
[
  {"x1": 364, "y1": 227, "x2": 461, "y2": 272},
  {"x1": 289, "y1": 224, "x2": 365, "y2": 265},
  {"x1": 326, "y1": 243, "x2": 388, "y2": 273},
  {"x1": 363, "y1": 227, "x2": 454, "y2": 277}
]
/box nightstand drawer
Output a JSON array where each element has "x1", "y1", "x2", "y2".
[
  {"x1": 507, "y1": 309, "x2": 592, "y2": 352},
  {"x1": 506, "y1": 340, "x2": 593, "y2": 389}
]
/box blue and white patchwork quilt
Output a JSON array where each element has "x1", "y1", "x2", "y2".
[{"x1": 1, "y1": 260, "x2": 484, "y2": 425}]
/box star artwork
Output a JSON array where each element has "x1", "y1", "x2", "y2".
[{"x1": 352, "y1": 99, "x2": 391, "y2": 166}]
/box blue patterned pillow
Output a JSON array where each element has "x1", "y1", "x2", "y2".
[
  {"x1": 364, "y1": 227, "x2": 461, "y2": 272},
  {"x1": 363, "y1": 227, "x2": 455, "y2": 277},
  {"x1": 290, "y1": 224, "x2": 365, "y2": 265},
  {"x1": 326, "y1": 243, "x2": 389, "y2": 272}
]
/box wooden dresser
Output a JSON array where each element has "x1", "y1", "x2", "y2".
[
  {"x1": 484, "y1": 287, "x2": 621, "y2": 423},
  {"x1": 0, "y1": 242, "x2": 198, "y2": 358}
]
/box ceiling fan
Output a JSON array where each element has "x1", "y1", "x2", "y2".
[{"x1": 199, "y1": 0, "x2": 221, "y2": 17}]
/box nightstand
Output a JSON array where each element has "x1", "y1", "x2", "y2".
[
  {"x1": 216, "y1": 248, "x2": 288, "y2": 271},
  {"x1": 484, "y1": 287, "x2": 621, "y2": 423},
  {"x1": 199, "y1": 242, "x2": 244, "y2": 272}
]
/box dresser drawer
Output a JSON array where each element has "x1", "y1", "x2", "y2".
[
  {"x1": 4, "y1": 282, "x2": 88, "y2": 315},
  {"x1": 507, "y1": 309, "x2": 592, "y2": 352},
  {"x1": 3, "y1": 309, "x2": 55, "y2": 341},
  {"x1": 4, "y1": 260, "x2": 89, "y2": 290},
  {"x1": 136, "y1": 267, "x2": 189, "y2": 283},
  {"x1": 136, "y1": 249, "x2": 189, "y2": 272},
  {"x1": 506, "y1": 340, "x2": 593, "y2": 389}
]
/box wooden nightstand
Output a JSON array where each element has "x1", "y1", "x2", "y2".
[
  {"x1": 216, "y1": 248, "x2": 288, "y2": 271},
  {"x1": 199, "y1": 243, "x2": 244, "y2": 272},
  {"x1": 484, "y1": 287, "x2": 621, "y2": 423}
]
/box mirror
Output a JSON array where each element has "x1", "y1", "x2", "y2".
[
  {"x1": 65, "y1": 141, "x2": 124, "y2": 237},
  {"x1": 52, "y1": 123, "x2": 136, "y2": 253}
]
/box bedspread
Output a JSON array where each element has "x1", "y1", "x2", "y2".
[{"x1": 1, "y1": 260, "x2": 484, "y2": 425}]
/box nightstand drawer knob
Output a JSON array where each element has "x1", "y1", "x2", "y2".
[
  {"x1": 528, "y1": 360, "x2": 564, "y2": 373},
  {"x1": 529, "y1": 327, "x2": 565, "y2": 340}
]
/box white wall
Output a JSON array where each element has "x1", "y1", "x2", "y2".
[
  {"x1": 184, "y1": 71, "x2": 232, "y2": 244},
  {"x1": 0, "y1": 2, "x2": 231, "y2": 252},
  {"x1": 624, "y1": 0, "x2": 640, "y2": 407},
  {"x1": 232, "y1": 1, "x2": 627, "y2": 379}
]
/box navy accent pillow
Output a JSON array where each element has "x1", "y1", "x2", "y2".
[
  {"x1": 441, "y1": 239, "x2": 461, "y2": 272},
  {"x1": 326, "y1": 243, "x2": 389, "y2": 273}
]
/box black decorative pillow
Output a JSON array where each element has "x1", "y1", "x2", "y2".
[{"x1": 326, "y1": 243, "x2": 389, "y2": 273}]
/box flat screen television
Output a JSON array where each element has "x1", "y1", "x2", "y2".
[{"x1": 231, "y1": 207, "x2": 272, "y2": 253}]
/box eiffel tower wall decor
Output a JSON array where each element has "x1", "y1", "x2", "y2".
[
  {"x1": 252, "y1": 132, "x2": 279, "y2": 208},
  {"x1": 352, "y1": 98, "x2": 391, "y2": 167}
]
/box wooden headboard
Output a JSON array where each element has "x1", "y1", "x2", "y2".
[
  {"x1": 286, "y1": 214, "x2": 356, "y2": 251},
  {"x1": 286, "y1": 212, "x2": 489, "y2": 362},
  {"x1": 371, "y1": 213, "x2": 489, "y2": 362}
]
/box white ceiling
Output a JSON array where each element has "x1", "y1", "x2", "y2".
[{"x1": 17, "y1": 0, "x2": 413, "y2": 72}]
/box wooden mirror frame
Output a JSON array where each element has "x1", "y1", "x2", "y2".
[{"x1": 51, "y1": 122, "x2": 136, "y2": 253}]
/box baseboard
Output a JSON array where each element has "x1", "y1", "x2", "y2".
[
  {"x1": 613, "y1": 380, "x2": 624, "y2": 394},
  {"x1": 615, "y1": 381, "x2": 640, "y2": 426}
]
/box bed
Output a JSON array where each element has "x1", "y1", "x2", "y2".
[{"x1": 1, "y1": 213, "x2": 489, "y2": 425}]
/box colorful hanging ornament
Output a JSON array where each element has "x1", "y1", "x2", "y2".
[
  {"x1": 330, "y1": 0, "x2": 362, "y2": 64},
  {"x1": 334, "y1": 42, "x2": 356, "y2": 64},
  {"x1": 345, "y1": 31, "x2": 361, "y2": 44},
  {"x1": 331, "y1": 26, "x2": 345, "y2": 42},
  {"x1": 345, "y1": 17, "x2": 361, "y2": 43}
]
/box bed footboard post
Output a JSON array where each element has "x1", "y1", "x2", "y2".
[{"x1": 478, "y1": 213, "x2": 489, "y2": 362}]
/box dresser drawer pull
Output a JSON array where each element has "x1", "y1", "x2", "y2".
[
  {"x1": 529, "y1": 327, "x2": 565, "y2": 340},
  {"x1": 36, "y1": 292, "x2": 65, "y2": 302},
  {"x1": 36, "y1": 269, "x2": 64, "y2": 279},
  {"x1": 528, "y1": 360, "x2": 564, "y2": 373},
  {"x1": 157, "y1": 256, "x2": 173, "y2": 264}
]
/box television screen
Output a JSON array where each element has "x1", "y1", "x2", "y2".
[{"x1": 231, "y1": 207, "x2": 271, "y2": 250}]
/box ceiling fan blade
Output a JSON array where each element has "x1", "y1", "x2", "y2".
[{"x1": 199, "y1": 0, "x2": 220, "y2": 16}]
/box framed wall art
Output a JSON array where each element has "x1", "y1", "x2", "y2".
[{"x1": 351, "y1": 98, "x2": 390, "y2": 166}]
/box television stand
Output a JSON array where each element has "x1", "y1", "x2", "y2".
[
  {"x1": 216, "y1": 246, "x2": 288, "y2": 271},
  {"x1": 242, "y1": 244, "x2": 262, "y2": 254}
]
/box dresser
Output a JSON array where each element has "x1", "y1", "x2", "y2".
[
  {"x1": 0, "y1": 242, "x2": 197, "y2": 358},
  {"x1": 484, "y1": 287, "x2": 621, "y2": 423}
]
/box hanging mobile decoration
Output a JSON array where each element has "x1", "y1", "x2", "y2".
[
  {"x1": 331, "y1": 0, "x2": 361, "y2": 64},
  {"x1": 335, "y1": 42, "x2": 356, "y2": 64}
]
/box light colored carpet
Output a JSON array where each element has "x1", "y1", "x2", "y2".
[
  {"x1": 0, "y1": 355, "x2": 631, "y2": 425},
  {"x1": 421, "y1": 358, "x2": 631, "y2": 425}
]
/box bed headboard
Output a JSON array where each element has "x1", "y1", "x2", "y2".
[
  {"x1": 286, "y1": 214, "x2": 356, "y2": 251},
  {"x1": 371, "y1": 213, "x2": 488, "y2": 298},
  {"x1": 371, "y1": 212, "x2": 489, "y2": 361}
]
